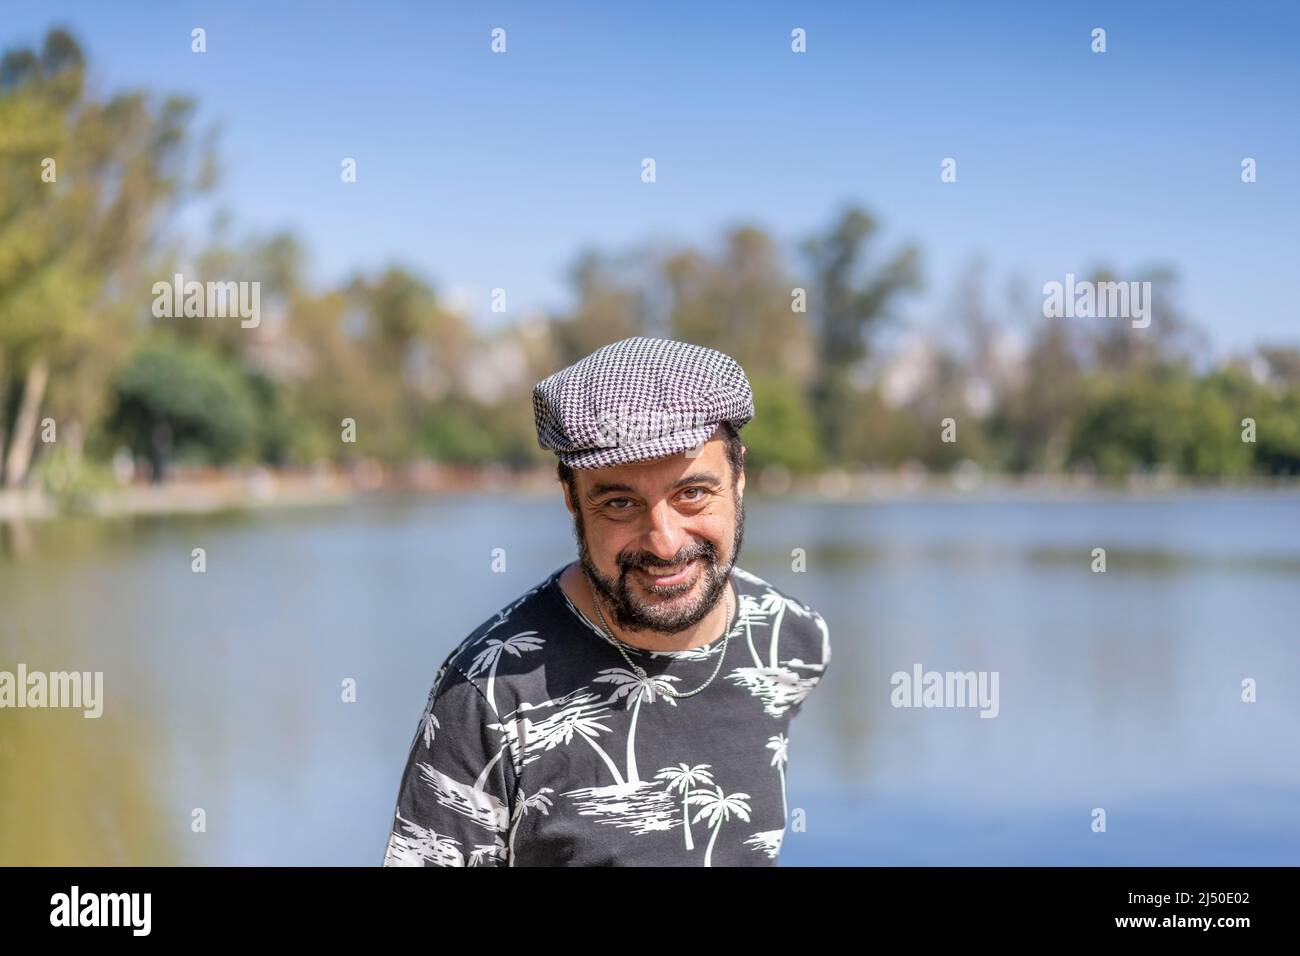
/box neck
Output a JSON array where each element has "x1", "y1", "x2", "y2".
[{"x1": 560, "y1": 561, "x2": 734, "y2": 653}]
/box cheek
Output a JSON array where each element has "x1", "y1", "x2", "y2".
[
  {"x1": 589, "y1": 524, "x2": 634, "y2": 562},
  {"x1": 691, "y1": 511, "x2": 735, "y2": 550}
]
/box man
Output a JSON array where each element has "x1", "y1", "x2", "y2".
[{"x1": 382, "y1": 336, "x2": 831, "y2": 866}]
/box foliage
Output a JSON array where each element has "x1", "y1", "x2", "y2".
[
  {"x1": 106, "y1": 338, "x2": 259, "y2": 480},
  {"x1": 3, "y1": 28, "x2": 1297, "y2": 495}
]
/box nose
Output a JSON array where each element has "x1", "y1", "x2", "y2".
[{"x1": 641, "y1": 500, "x2": 689, "y2": 564}]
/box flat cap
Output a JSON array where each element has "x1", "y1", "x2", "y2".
[{"x1": 533, "y1": 336, "x2": 755, "y2": 469}]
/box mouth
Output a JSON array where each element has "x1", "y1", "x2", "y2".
[{"x1": 635, "y1": 558, "x2": 699, "y2": 589}]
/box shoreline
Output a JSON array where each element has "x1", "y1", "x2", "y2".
[{"x1": 4, "y1": 464, "x2": 1300, "y2": 522}]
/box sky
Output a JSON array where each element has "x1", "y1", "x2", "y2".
[{"x1": 5, "y1": 0, "x2": 1298, "y2": 351}]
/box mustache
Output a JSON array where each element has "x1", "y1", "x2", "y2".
[{"x1": 617, "y1": 540, "x2": 716, "y2": 575}]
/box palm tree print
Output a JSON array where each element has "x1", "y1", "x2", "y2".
[
  {"x1": 730, "y1": 571, "x2": 821, "y2": 670},
  {"x1": 422, "y1": 708, "x2": 440, "y2": 749},
  {"x1": 384, "y1": 565, "x2": 830, "y2": 866},
  {"x1": 532, "y1": 694, "x2": 626, "y2": 785},
  {"x1": 735, "y1": 592, "x2": 767, "y2": 667},
  {"x1": 508, "y1": 787, "x2": 554, "y2": 865},
  {"x1": 403, "y1": 665, "x2": 447, "y2": 754},
  {"x1": 726, "y1": 665, "x2": 822, "y2": 718},
  {"x1": 415, "y1": 761, "x2": 511, "y2": 833},
  {"x1": 466, "y1": 630, "x2": 545, "y2": 714},
  {"x1": 489, "y1": 687, "x2": 601, "y2": 778},
  {"x1": 766, "y1": 733, "x2": 789, "y2": 820},
  {"x1": 743, "y1": 829, "x2": 784, "y2": 860},
  {"x1": 687, "y1": 786, "x2": 752, "y2": 867},
  {"x1": 771, "y1": 594, "x2": 815, "y2": 662},
  {"x1": 765, "y1": 594, "x2": 787, "y2": 667},
  {"x1": 655, "y1": 763, "x2": 714, "y2": 850},
  {"x1": 726, "y1": 590, "x2": 825, "y2": 717},
  {"x1": 473, "y1": 729, "x2": 513, "y2": 791},
  {"x1": 468, "y1": 835, "x2": 508, "y2": 866},
  {"x1": 741, "y1": 590, "x2": 808, "y2": 667},
  {"x1": 479, "y1": 582, "x2": 546, "y2": 640},
  {"x1": 594, "y1": 667, "x2": 680, "y2": 784},
  {"x1": 385, "y1": 812, "x2": 464, "y2": 867}
]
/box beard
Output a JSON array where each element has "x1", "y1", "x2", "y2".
[{"x1": 572, "y1": 488, "x2": 745, "y2": 635}]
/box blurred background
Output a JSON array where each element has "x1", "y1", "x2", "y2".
[{"x1": 1, "y1": 2, "x2": 1298, "y2": 865}]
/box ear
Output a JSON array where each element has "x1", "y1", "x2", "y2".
[{"x1": 561, "y1": 477, "x2": 577, "y2": 516}]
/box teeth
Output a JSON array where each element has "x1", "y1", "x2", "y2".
[{"x1": 649, "y1": 561, "x2": 693, "y2": 580}]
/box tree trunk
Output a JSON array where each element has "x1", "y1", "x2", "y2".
[
  {"x1": 3, "y1": 357, "x2": 50, "y2": 488},
  {"x1": 148, "y1": 421, "x2": 173, "y2": 484}
]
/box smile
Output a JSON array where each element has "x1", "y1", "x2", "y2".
[{"x1": 636, "y1": 559, "x2": 698, "y2": 588}]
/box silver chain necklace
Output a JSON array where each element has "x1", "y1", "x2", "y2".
[{"x1": 587, "y1": 575, "x2": 732, "y2": 700}]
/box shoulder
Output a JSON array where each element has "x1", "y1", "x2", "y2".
[
  {"x1": 731, "y1": 566, "x2": 832, "y2": 672},
  {"x1": 731, "y1": 565, "x2": 824, "y2": 625},
  {"x1": 432, "y1": 570, "x2": 564, "y2": 703}
]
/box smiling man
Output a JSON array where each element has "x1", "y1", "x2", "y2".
[{"x1": 382, "y1": 336, "x2": 831, "y2": 866}]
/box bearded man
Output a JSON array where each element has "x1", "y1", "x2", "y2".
[{"x1": 383, "y1": 336, "x2": 831, "y2": 867}]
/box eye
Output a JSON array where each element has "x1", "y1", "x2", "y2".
[
  {"x1": 605, "y1": 497, "x2": 635, "y2": 510},
  {"x1": 679, "y1": 486, "x2": 707, "y2": 502}
]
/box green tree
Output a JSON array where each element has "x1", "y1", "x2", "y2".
[
  {"x1": 801, "y1": 207, "x2": 920, "y2": 464},
  {"x1": 106, "y1": 339, "x2": 258, "y2": 481},
  {"x1": 1252, "y1": 392, "x2": 1300, "y2": 475},
  {"x1": 0, "y1": 29, "x2": 212, "y2": 486},
  {"x1": 549, "y1": 249, "x2": 650, "y2": 365},
  {"x1": 738, "y1": 377, "x2": 822, "y2": 472},
  {"x1": 664, "y1": 225, "x2": 816, "y2": 385},
  {"x1": 1067, "y1": 372, "x2": 1253, "y2": 479}
]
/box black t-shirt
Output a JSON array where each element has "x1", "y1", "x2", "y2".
[{"x1": 382, "y1": 564, "x2": 831, "y2": 866}]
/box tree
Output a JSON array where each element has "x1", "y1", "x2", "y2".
[
  {"x1": 106, "y1": 339, "x2": 258, "y2": 481},
  {"x1": 548, "y1": 248, "x2": 652, "y2": 365},
  {"x1": 738, "y1": 376, "x2": 821, "y2": 471},
  {"x1": 0, "y1": 29, "x2": 213, "y2": 486},
  {"x1": 1066, "y1": 371, "x2": 1253, "y2": 479},
  {"x1": 800, "y1": 207, "x2": 920, "y2": 464},
  {"x1": 664, "y1": 225, "x2": 815, "y2": 385}
]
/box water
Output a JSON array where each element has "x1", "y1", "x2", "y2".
[{"x1": 2, "y1": 491, "x2": 1298, "y2": 865}]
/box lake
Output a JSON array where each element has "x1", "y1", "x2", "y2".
[{"x1": 2, "y1": 490, "x2": 1298, "y2": 865}]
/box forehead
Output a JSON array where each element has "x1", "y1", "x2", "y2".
[{"x1": 574, "y1": 436, "x2": 730, "y2": 497}]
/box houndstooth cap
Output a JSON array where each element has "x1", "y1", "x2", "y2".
[{"x1": 533, "y1": 336, "x2": 755, "y2": 469}]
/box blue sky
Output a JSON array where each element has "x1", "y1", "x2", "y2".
[{"x1": 6, "y1": 0, "x2": 1297, "y2": 349}]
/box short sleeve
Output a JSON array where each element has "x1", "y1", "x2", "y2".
[
  {"x1": 814, "y1": 609, "x2": 831, "y2": 676},
  {"x1": 382, "y1": 662, "x2": 517, "y2": 867},
  {"x1": 787, "y1": 607, "x2": 831, "y2": 721}
]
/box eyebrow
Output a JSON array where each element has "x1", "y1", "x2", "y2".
[{"x1": 585, "y1": 471, "x2": 724, "y2": 503}]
